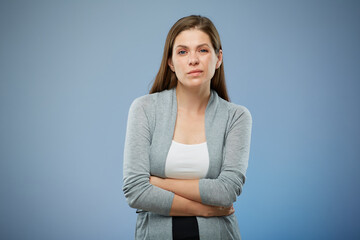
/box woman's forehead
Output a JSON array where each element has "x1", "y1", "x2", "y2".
[{"x1": 173, "y1": 29, "x2": 212, "y2": 48}]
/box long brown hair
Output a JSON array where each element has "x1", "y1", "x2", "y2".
[{"x1": 149, "y1": 15, "x2": 230, "y2": 101}]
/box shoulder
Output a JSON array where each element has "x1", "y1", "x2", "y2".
[
  {"x1": 215, "y1": 98, "x2": 252, "y2": 139},
  {"x1": 217, "y1": 96, "x2": 252, "y2": 122},
  {"x1": 128, "y1": 89, "x2": 173, "y2": 116},
  {"x1": 129, "y1": 94, "x2": 155, "y2": 112}
]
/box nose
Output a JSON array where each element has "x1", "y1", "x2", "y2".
[{"x1": 188, "y1": 52, "x2": 199, "y2": 65}]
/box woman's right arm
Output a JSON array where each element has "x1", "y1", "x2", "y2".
[{"x1": 123, "y1": 97, "x2": 175, "y2": 216}]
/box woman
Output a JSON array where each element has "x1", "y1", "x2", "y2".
[{"x1": 123, "y1": 15, "x2": 252, "y2": 240}]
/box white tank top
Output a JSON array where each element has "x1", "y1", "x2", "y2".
[{"x1": 164, "y1": 140, "x2": 209, "y2": 179}]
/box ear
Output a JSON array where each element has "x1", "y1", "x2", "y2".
[
  {"x1": 168, "y1": 58, "x2": 175, "y2": 72},
  {"x1": 216, "y1": 49, "x2": 223, "y2": 69}
]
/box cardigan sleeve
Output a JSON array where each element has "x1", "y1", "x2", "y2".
[
  {"x1": 199, "y1": 106, "x2": 252, "y2": 207},
  {"x1": 122, "y1": 97, "x2": 174, "y2": 216}
]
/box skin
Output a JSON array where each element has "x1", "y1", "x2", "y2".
[
  {"x1": 150, "y1": 29, "x2": 234, "y2": 217},
  {"x1": 169, "y1": 28, "x2": 223, "y2": 145},
  {"x1": 168, "y1": 28, "x2": 222, "y2": 99}
]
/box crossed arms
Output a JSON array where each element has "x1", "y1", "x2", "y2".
[{"x1": 123, "y1": 98, "x2": 252, "y2": 217}]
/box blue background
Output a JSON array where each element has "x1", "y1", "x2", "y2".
[{"x1": 1, "y1": 0, "x2": 359, "y2": 239}]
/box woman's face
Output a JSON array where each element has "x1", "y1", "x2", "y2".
[{"x1": 168, "y1": 29, "x2": 222, "y2": 90}]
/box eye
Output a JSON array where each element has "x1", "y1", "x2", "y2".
[
  {"x1": 199, "y1": 49, "x2": 208, "y2": 53},
  {"x1": 178, "y1": 50, "x2": 187, "y2": 55}
]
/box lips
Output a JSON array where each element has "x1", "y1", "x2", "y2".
[{"x1": 187, "y1": 70, "x2": 203, "y2": 74}]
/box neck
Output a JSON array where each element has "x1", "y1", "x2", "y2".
[{"x1": 175, "y1": 83, "x2": 211, "y2": 114}]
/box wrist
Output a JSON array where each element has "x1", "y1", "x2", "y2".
[
  {"x1": 187, "y1": 199, "x2": 206, "y2": 217},
  {"x1": 196, "y1": 203, "x2": 210, "y2": 217}
]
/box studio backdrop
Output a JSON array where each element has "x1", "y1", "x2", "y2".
[{"x1": 1, "y1": 0, "x2": 359, "y2": 239}]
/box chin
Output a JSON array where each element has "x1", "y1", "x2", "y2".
[{"x1": 177, "y1": 77, "x2": 210, "y2": 89}]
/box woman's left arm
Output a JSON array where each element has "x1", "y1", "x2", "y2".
[{"x1": 151, "y1": 106, "x2": 252, "y2": 207}]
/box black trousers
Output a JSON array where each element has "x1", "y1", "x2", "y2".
[{"x1": 172, "y1": 216, "x2": 200, "y2": 240}]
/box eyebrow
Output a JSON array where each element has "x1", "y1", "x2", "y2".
[{"x1": 174, "y1": 43, "x2": 211, "y2": 49}]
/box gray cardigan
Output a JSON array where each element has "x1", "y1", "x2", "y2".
[{"x1": 123, "y1": 88, "x2": 252, "y2": 239}]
